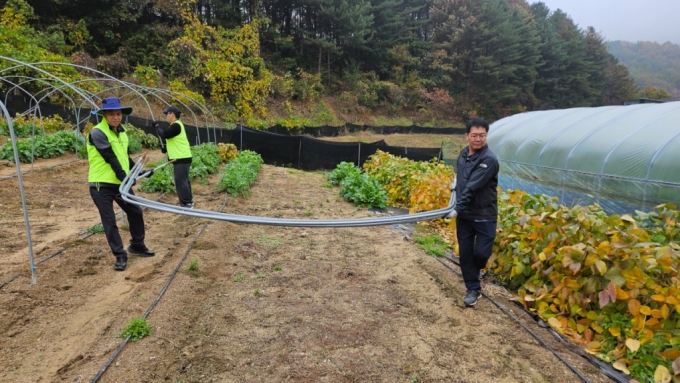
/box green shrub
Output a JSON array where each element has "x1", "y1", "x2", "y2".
[
  {"x1": 0, "y1": 120, "x2": 42, "y2": 138},
  {"x1": 339, "y1": 172, "x2": 387, "y2": 209},
  {"x1": 310, "y1": 101, "x2": 339, "y2": 126},
  {"x1": 189, "y1": 143, "x2": 221, "y2": 179},
  {"x1": 127, "y1": 134, "x2": 143, "y2": 153},
  {"x1": 326, "y1": 161, "x2": 361, "y2": 186},
  {"x1": 125, "y1": 125, "x2": 159, "y2": 150},
  {"x1": 216, "y1": 150, "x2": 263, "y2": 197},
  {"x1": 0, "y1": 130, "x2": 82, "y2": 163},
  {"x1": 138, "y1": 165, "x2": 175, "y2": 193},
  {"x1": 327, "y1": 161, "x2": 387, "y2": 209},
  {"x1": 273, "y1": 69, "x2": 324, "y2": 101},
  {"x1": 245, "y1": 118, "x2": 270, "y2": 130},
  {"x1": 275, "y1": 116, "x2": 311, "y2": 129},
  {"x1": 139, "y1": 143, "x2": 221, "y2": 193}
]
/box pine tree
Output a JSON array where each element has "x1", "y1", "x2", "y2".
[{"x1": 529, "y1": 1, "x2": 569, "y2": 109}]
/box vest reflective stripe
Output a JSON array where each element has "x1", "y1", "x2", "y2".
[
  {"x1": 166, "y1": 120, "x2": 192, "y2": 159},
  {"x1": 87, "y1": 121, "x2": 129, "y2": 184}
]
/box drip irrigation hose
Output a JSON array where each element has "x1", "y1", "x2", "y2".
[
  {"x1": 433, "y1": 256, "x2": 593, "y2": 383},
  {"x1": 91, "y1": 194, "x2": 229, "y2": 383},
  {"x1": 441, "y1": 254, "x2": 627, "y2": 383}
]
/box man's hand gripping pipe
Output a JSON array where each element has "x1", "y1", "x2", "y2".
[{"x1": 132, "y1": 153, "x2": 176, "y2": 181}]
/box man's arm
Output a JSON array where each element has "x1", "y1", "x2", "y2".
[
  {"x1": 156, "y1": 122, "x2": 181, "y2": 139},
  {"x1": 89, "y1": 129, "x2": 127, "y2": 181},
  {"x1": 455, "y1": 158, "x2": 499, "y2": 214}
]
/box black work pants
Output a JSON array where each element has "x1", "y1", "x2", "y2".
[
  {"x1": 89, "y1": 186, "x2": 145, "y2": 259},
  {"x1": 173, "y1": 162, "x2": 193, "y2": 205},
  {"x1": 456, "y1": 217, "x2": 497, "y2": 291}
]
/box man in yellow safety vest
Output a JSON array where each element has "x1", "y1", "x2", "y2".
[
  {"x1": 154, "y1": 105, "x2": 194, "y2": 208},
  {"x1": 87, "y1": 97, "x2": 155, "y2": 271}
]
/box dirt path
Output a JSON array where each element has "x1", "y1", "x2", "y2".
[{"x1": 0, "y1": 154, "x2": 611, "y2": 382}]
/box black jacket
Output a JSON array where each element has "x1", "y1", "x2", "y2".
[{"x1": 454, "y1": 144, "x2": 499, "y2": 221}]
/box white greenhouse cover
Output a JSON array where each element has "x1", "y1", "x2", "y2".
[{"x1": 487, "y1": 101, "x2": 680, "y2": 212}]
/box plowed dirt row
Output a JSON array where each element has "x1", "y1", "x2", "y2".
[{"x1": 0, "y1": 154, "x2": 610, "y2": 382}]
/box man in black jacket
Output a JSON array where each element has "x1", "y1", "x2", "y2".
[{"x1": 446, "y1": 118, "x2": 499, "y2": 307}]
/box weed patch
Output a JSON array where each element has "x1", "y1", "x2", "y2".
[
  {"x1": 117, "y1": 317, "x2": 152, "y2": 341},
  {"x1": 414, "y1": 234, "x2": 450, "y2": 257},
  {"x1": 188, "y1": 259, "x2": 199, "y2": 272}
]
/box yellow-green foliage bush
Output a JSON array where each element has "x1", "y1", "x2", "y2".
[
  {"x1": 217, "y1": 142, "x2": 238, "y2": 162},
  {"x1": 368, "y1": 151, "x2": 680, "y2": 381},
  {"x1": 168, "y1": 79, "x2": 206, "y2": 105},
  {"x1": 492, "y1": 190, "x2": 680, "y2": 381},
  {"x1": 363, "y1": 150, "x2": 453, "y2": 213},
  {"x1": 167, "y1": 19, "x2": 272, "y2": 121},
  {"x1": 132, "y1": 65, "x2": 160, "y2": 88},
  {"x1": 0, "y1": 0, "x2": 83, "y2": 101},
  {"x1": 0, "y1": 115, "x2": 70, "y2": 137},
  {"x1": 271, "y1": 69, "x2": 324, "y2": 101}
]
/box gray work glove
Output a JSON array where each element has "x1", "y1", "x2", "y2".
[{"x1": 446, "y1": 210, "x2": 458, "y2": 219}]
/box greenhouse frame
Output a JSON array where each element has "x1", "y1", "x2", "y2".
[{"x1": 487, "y1": 101, "x2": 680, "y2": 213}]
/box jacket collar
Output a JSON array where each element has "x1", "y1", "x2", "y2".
[{"x1": 464, "y1": 144, "x2": 488, "y2": 160}]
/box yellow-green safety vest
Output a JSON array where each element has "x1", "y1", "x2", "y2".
[
  {"x1": 87, "y1": 120, "x2": 129, "y2": 184},
  {"x1": 166, "y1": 120, "x2": 192, "y2": 159}
]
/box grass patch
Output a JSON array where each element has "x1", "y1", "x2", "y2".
[
  {"x1": 414, "y1": 234, "x2": 450, "y2": 257},
  {"x1": 193, "y1": 241, "x2": 217, "y2": 250},
  {"x1": 257, "y1": 234, "x2": 284, "y2": 248}
]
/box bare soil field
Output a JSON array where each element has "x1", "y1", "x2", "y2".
[
  {"x1": 0, "y1": 153, "x2": 612, "y2": 383},
  {"x1": 317, "y1": 132, "x2": 466, "y2": 149}
]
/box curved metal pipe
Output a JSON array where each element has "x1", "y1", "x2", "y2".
[
  {"x1": 120, "y1": 160, "x2": 456, "y2": 227},
  {"x1": 0, "y1": 100, "x2": 37, "y2": 285}
]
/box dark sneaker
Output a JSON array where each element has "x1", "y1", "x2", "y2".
[
  {"x1": 463, "y1": 289, "x2": 482, "y2": 307},
  {"x1": 127, "y1": 245, "x2": 155, "y2": 257},
  {"x1": 114, "y1": 257, "x2": 127, "y2": 271},
  {"x1": 181, "y1": 202, "x2": 194, "y2": 209}
]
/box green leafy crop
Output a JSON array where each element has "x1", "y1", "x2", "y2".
[{"x1": 216, "y1": 150, "x2": 263, "y2": 197}]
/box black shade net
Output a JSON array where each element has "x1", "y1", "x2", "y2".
[{"x1": 2, "y1": 93, "x2": 448, "y2": 170}]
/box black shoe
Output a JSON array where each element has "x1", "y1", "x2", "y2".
[
  {"x1": 181, "y1": 202, "x2": 194, "y2": 209},
  {"x1": 463, "y1": 289, "x2": 482, "y2": 307},
  {"x1": 127, "y1": 245, "x2": 155, "y2": 257},
  {"x1": 114, "y1": 257, "x2": 127, "y2": 271}
]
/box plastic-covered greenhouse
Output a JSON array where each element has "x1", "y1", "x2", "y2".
[{"x1": 487, "y1": 101, "x2": 680, "y2": 213}]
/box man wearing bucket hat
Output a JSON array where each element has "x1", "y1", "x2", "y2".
[
  {"x1": 88, "y1": 97, "x2": 155, "y2": 271},
  {"x1": 153, "y1": 105, "x2": 194, "y2": 208}
]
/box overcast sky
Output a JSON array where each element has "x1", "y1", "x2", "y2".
[{"x1": 531, "y1": 0, "x2": 680, "y2": 45}]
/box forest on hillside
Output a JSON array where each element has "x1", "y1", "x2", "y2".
[
  {"x1": 1, "y1": 0, "x2": 640, "y2": 124},
  {"x1": 608, "y1": 40, "x2": 680, "y2": 99}
]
